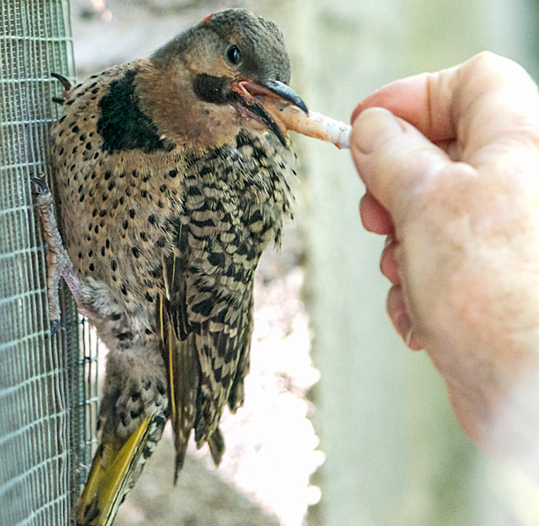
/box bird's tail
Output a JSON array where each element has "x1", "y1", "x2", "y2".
[{"x1": 76, "y1": 413, "x2": 165, "y2": 526}]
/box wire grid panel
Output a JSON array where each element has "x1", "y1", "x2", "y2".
[{"x1": 0, "y1": 1, "x2": 98, "y2": 525}]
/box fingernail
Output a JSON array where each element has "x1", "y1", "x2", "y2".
[
  {"x1": 351, "y1": 107, "x2": 403, "y2": 155},
  {"x1": 384, "y1": 233, "x2": 395, "y2": 249},
  {"x1": 404, "y1": 328, "x2": 414, "y2": 347},
  {"x1": 396, "y1": 311, "x2": 412, "y2": 341}
]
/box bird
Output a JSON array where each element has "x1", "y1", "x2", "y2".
[{"x1": 39, "y1": 8, "x2": 308, "y2": 526}]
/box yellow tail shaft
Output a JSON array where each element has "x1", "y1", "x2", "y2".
[{"x1": 76, "y1": 415, "x2": 156, "y2": 526}]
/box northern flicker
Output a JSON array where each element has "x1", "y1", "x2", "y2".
[{"x1": 35, "y1": 8, "x2": 351, "y2": 526}]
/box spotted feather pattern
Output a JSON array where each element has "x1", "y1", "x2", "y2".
[
  {"x1": 51, "y1": 63, "x2": 295, "y2": 502},
  {"x1": 50, "y1": 9, "x2": 299, "y2": 524}
]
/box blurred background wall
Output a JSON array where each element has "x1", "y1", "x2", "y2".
[
  {"x1": 296, "y1": 1, "x2": 539, "y2": 525},
  {"x1": 67, "y1": 1, "x2": 539, "y2": 525}
]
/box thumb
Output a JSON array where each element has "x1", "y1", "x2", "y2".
[{"x1": 350, "y1": 107, "x2": 456, "y2": 223}]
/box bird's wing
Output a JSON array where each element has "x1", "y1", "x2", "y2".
[
  {"x1": 157, "y1": 215, "x2": 256, "y2": 481},
  {"x1": 156, "y1": 244, "x2": 199, "y2": 482},
  {"x1": 76, "y1": 414, "x2": 164, "y2": 526}
]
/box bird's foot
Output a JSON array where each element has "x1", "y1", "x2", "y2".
[{"x1": 32, "y1": 176, "x2": 91, "y2": 333}]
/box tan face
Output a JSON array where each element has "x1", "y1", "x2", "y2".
[{"x1": 138, "y1": 12, "x2": 299, "y2": 150}]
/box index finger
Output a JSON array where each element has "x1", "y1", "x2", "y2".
[
  {"x1": 351, "y1": 66, "x2": 457, "y2": 142},
  {"x1": 351, "y1": 52, "x2": 539, "y2": 160}
]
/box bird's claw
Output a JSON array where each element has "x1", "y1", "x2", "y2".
[
  {"x1": 51, "y1": 72, "x2": 72, "y2": 91},
  {"x1": 31, "y1": 176, "x2": 50, "y2": 194},
  {"x1": 51, "y1": 72, "x2": 72, "y2": 104},
  {"x1": 50, "y1": 319, "x2": 63, "y2": 336}
]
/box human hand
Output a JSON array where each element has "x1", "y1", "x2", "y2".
[{"x1": 350, "y1": 52, "x2": 539, "y2": 470}]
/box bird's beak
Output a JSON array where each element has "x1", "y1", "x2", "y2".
[
  {"x1": 255, "y1": 80, "x2": 308, "y2": 114},
  {"x1": 230, "y1": 79, "x2": 308, "y2": 146}
]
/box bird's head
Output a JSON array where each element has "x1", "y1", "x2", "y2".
[{"x1": 142, "y1": 8, "x2": 307, "y2": 149}]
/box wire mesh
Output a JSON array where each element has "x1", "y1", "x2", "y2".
[{"x1": 0, "y1": 1, "x2": 98, "y2": 525}]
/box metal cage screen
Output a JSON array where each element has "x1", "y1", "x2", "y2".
[{"x1": 0, "y1": 1, "x2": 98, "y2": 525}]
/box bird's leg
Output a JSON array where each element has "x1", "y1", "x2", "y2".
[{"x1": 32, "y1": 176, "x2": 91, "y2": 334}]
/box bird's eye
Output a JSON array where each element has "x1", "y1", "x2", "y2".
[{"x1": 226, "y1": 45, "x2": 242, "y2": 66}]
